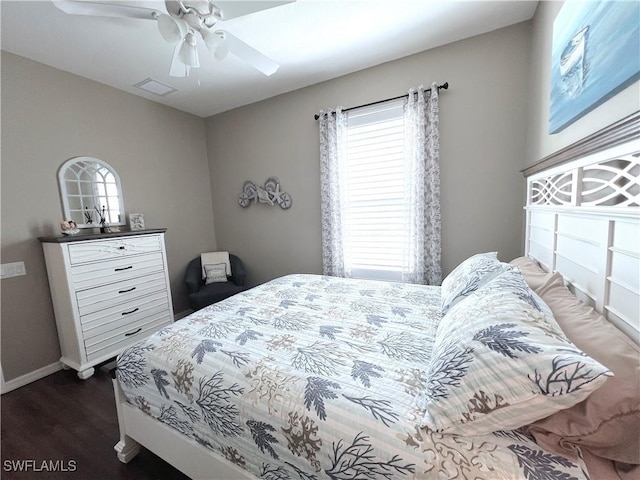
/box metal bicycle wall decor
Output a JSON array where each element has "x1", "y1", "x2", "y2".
[{"x1": 238, "y1": 177, "x2": 292, "y2": 210}]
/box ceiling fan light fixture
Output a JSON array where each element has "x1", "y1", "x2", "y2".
[
  {"x1": 157, "y1": 13, "x2": 187, "y2": 43},
  {"x1": 202, "y1": 28, "x2": 229, "y2": 60},
  {"x1": 169, "y1": 42, "x2": 189, "y2": 77},
  {"x1": 178, "y1": 32, "x2": 200, "y2": 68},
  {"x1": 214, "y1": 40, "x2": 229, "y2": 61},
  {"x1": 52, "y1": 0, "x2": 284, "y2": 78}
]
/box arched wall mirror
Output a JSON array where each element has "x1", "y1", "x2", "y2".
[{"x1": 58, "y1": 157, "x2": 126, "y2": 228}]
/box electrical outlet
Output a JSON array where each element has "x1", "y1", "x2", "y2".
[{"x1": 1, "y1": 261, "x2": 26, "y2": 279}]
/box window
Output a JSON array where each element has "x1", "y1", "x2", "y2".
[
  {"x1": 343, "y1": 100, "x2": 407, "y2": 281},
  {"x1": 319, "y1": 85, "x2": 441, "y2": 285}
]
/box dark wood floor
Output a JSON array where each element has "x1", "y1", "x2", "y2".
[{"x1": 1, "y1": 364, "x2": 189, "y2": 480}]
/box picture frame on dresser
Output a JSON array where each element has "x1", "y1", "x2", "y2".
[
  {"x1": 39, "y1": 229, "x2": 174, "y2": 379},
  {"x1": 128, "y1": 213, "x2": 145, "y2": 231}
]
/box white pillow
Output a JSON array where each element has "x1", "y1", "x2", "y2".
[
  {"x1": 440, "y1": 252, "x2": 505, "y2": 315},
  {"x1": 423, "y1": 266, "x2": 611, "y2": 435},
  {"x1": 201, "y1": 251, "x2": 231, "y2": 279},
  {"x1": 204, "y1": 263, "x2": 228, "y2": 284}
]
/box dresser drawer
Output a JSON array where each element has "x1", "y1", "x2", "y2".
[
  {"x1": 85, "y1": 313, "x2": 171, "y2": 362},
  {"x1": 82, "y1": 302, "x2": 170, "y2": 340},
  {"x1": 76, "y1": 271, "x2": 167, "y2": 316},
  {"x1": 68, "y1": 235, "x2": 162, "y2": 265},
  {"x1": 80, "y1": 290, "x2": 169, "y2": 331},
  {"x1": 71, "y1": 252, "x2": 164, "y2": 290}
]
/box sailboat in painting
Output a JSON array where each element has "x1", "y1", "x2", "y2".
[{"x1": 560, "y1": 26, "x2": 589, "y2": 82}]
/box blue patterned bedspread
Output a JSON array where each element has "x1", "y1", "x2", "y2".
[{"x1": 117, "y1": 274, "x2": 590, "y2": 479}]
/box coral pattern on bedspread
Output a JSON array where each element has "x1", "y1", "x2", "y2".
[{"x1": 117, "y1": 274, "x2": 590, "y2": 480}]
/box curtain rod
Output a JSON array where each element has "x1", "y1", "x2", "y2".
[{"x1": 314, "y1": 82, "x2": 449, "y2": 120}]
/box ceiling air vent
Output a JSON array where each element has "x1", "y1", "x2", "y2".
[{"x1": 134, "y1": 78, "x2": 177, "y2": 96}]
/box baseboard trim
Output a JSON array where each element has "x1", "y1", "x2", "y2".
[{"x1": 1, "y1": 362, "x2": 62, "y2": 395}]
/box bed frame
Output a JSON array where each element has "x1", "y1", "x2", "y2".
[
  {"x1": 524, "y1": 115, "x2": 639, "y2": 344},
  {"x1": 113, "y1": 378, "x2": 253, "y2": 479},
  {"x1": 112, "y1": 114, "x2": 640, "y2": 478}
]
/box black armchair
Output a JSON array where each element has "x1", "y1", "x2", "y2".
[{"x1": 185, "y1": 254, "x2": 247, "y2": 311}]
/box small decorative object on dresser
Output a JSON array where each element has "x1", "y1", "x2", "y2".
[
  {"x1": 58, "y1": 157, "x2": 126, "y2": 229},
  {"x1": 128, "y1": 213, "x2": 145, "y2": 231},
  {"x1": 60, "y1": 220, "x2": 80, "y2": 235},
  {"x1": 94, "y1": 206, "x2": 109, "y2": 233},
  {"x1": 39, "y1": 229, "x2": 174, "y2": 379}
]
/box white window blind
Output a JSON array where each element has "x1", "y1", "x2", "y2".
[{"x1": 344, "y1": 100, "x2": 406, "y2": 281}]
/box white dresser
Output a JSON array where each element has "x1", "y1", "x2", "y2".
[{"x1": 40, "y1": 229, "x2": 174, "y2": 379}]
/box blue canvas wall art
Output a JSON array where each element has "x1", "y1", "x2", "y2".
[{"x1": 549, "y1": 1, "x2": 640, "y2": 134}]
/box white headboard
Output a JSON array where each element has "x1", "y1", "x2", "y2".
[{"x1": 523, "y1": 124, "x2": 639, "y2": 343}]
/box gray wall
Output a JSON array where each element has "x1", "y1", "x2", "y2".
[
  {"x1": 1, "y1": 52, "x2": 216, "y2": 380},
  {"x1": 525, "y1": 1, "x2": 640, "y2": 165},
  {"x1": 205, "y1": 22, "x2": 532, "y2": 287}
]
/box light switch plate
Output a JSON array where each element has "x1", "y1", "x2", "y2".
[{"x1": 1, "y1": 261, "x2": 26, "y2": 279}]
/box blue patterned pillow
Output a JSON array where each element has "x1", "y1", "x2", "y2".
[
  {"x1": 440, "y1": 252, "x2": 506, "y2": 315},
  {"x1": 422, "y1": 266, "x2": 612, "y2": 435}
]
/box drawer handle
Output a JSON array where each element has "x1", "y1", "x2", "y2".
[
  {"x1": 121, "y1": 307, "x2": 139, "y2": 316},
  {"x1": 124, "y1": 328, "x2": 142, "y2": 337},
  {"x1": 118, "y1": 286, "x2": 137, "y2": 294},
  {"x1": 115, "y1": 266, "x2": 133, "y2": 272}
]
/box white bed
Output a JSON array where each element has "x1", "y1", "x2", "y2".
[
  {"x1": 112, "y1": 116, "x2": 639, "y2": 480},
  {"x1": 525, "y1": 138, "x2": 639, "y2": 341}
]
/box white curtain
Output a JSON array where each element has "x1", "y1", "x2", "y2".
[
  {"x1": 403, "y1": 83, "x2": 442, "y2": 285},
  {"x1": 318, "y1": 108, "x2": 350, "y2": 277},
  {"x1": 318, "y1": 84, "x2": 441, "y2": 284}
]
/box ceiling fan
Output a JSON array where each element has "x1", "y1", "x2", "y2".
[{"x1": 52, "y1": 0, "x2": 292, "y2": 77}]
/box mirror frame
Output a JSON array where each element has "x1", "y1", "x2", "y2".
[{"x1": 58, "y1": 156, "x2": 126, "y2": 228}]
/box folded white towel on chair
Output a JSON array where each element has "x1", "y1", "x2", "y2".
[{"x1": 201, "y1": 251, "x2": 231, "y2": 279}]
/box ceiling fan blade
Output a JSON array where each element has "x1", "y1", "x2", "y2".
[
  {"x1": 222, "y1": 30, "x2": 279, "y2": 76},
  {"x1": 52, "y1": 0, "x2": 167, "y2": 19},
  {"x1": 214, "y1": 1, "x2": 294, "y2": 21}
]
